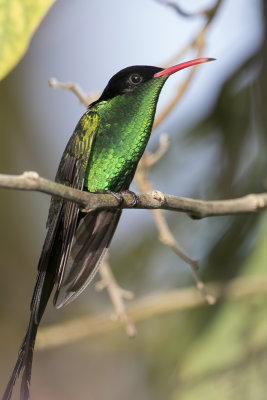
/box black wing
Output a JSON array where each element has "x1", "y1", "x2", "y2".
[{"x1": 54, "y1": 208, "x2": 122, "y2": 308}]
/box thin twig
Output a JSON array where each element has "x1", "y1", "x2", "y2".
[
  {"x1": 135, "y1": 155, "x2": 215, "y2": 304},
  {"x1": 153, "y1": 0, "x2": 222, "y2": 130},
  {"x1": 136, "y1": 0, "x2": 221, "y2": 304},
  {"x1": 95, "y1": 257, "x2": 136, "y2": 337},
  {"x1": 155, "y1": 0, "x2": 213, "y2": 18},
  {"x1": 0, "y1": 172, "x2": 266, "y2": 217},
  {"x1": 36, "y1": 275, "x2": 267, "y2": 350},
  {"x1": 154, "y1": 33, "x2": 205, "y2": 129},
  {"x1": 48, "y1": 78, "x2": 98, "y2": 107},
  {"x1": 145, "y1": 133, "x2": 170, "y2": 167},
  {"x1": 161, "y1": 0, "x2": 223, "y2": 69}
]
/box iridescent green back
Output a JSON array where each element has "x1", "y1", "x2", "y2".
[{"x1": 84, "y1": 76, "x2": 167, "y2": 192}]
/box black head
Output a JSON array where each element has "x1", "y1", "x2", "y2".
[
  {"x1": 90, "y1": 59, "x2": 215, "y2": 107},
  {"x1": 95, "y1": 65, "x2": 163, "y2": 104}
]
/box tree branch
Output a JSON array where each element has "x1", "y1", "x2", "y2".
[
  {"x1": 145, "y1": 133, "x2": 170, "y2": 167},
  {"x1": 36, "y1": 275, "x2": 267, "y2": 350},
  {"x1": 135, "y1": 151, "x2": 215, "y2": 304},
  {"x1": 95, "y1": 257, "x2": 136, "y2": 337},
  {"x1": 0, "y1": 171, "x2": 266, "y2": 219},
  {"x1": 48, "y1": 78, "x2": 98, "y2": 107},
  {"x1": 153, "y1": 0, "x2": 222, "y2": 129},
  {"x1": 155, "y1": 0, "x2": 221, "y2": 19}
]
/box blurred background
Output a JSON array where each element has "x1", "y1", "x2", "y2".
[{"x1": 0, "y1": 0, "x2": 267, "y2": 399}]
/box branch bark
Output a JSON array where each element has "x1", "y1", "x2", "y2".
[{"x1": 0, "y1": 171, "x2": 266, "y2": 219}]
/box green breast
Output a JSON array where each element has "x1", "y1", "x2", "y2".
[{"x1": 84, "y1": 76, "x2": 167, "y2": 192}]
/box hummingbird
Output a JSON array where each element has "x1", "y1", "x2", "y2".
[{"x1": 3, "y1": 57, "x2": 214, "y2": 400}]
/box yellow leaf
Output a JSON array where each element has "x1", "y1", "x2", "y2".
[{"x1": 0, "y1": 0, "x2": 55, "y2": 81}]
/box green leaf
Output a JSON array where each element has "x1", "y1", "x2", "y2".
[{"x1": 0, "y1": 0, "x2": 55, "y2": 81}]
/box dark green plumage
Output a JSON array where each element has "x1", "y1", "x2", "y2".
[{"x1": 3, "y1": 58, "x2": 214, "y2": 400}]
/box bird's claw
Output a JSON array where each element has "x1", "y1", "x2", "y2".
[
  {"x1": 120, "y1": 190, "x2": 139, "y2": 207},
  {"x1": 97, "y1": 189, "x2": 138, "y2": 208},
  {"x1": 108, "y1": 190, "x2": 124, "y2": 206},
  {"x1": 95, "y1": 189, "x2": 123, "y2": 206}
]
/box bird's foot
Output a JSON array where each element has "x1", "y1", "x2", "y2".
[
  {"x1": 96, "y1": 190, "x2": 124, "y2": 206},
  {"x1": 119, "y1": 190, "x2": 139, "y2": 208},
  {"x1": 96, "y1": 189, "x2": 138, "y2": 208},
  {"x1": 109, "y1": 190, "x2": 124, "y2": 206}
]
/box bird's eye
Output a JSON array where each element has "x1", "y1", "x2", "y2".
[{"x1": 129, "y1": 73, "x2": 142, "y2": 84}]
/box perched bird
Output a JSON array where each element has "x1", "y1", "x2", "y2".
[{"x1": 3, "y1": 57, "x2": 214, "y2": 400}]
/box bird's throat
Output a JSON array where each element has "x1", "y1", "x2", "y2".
[{"x1": 84, "y1": 77, "x2": 167, "y2": 192}]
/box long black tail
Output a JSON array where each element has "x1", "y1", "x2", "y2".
[
  {"x1": 3, "y1": 207, "x2": 121, "y2": 399},
  {"x1": 2, "y1": 205, "x2": 63, "y2": 400},
  {"x1": 3, "y1": 320, "x2": 38, "y2": 400}
]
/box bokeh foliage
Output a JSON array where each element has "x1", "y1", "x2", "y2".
[{"x1": 0, "y1": 0, "x2": 55, "y2": 80}]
